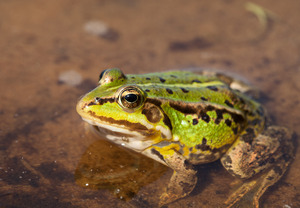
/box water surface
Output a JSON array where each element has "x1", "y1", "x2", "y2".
[{"x1": 1, "y1": 1, "x2": 300, "y2": 207}]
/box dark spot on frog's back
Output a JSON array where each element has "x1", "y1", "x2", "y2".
[
  {"x1": 205, "y1": 105, "x2": 215, "y2": 111},
  {"x1": 225, "y1": 119, "x2": 232, "y2": 127},
  {"x1": 214, "y1": 109, "x2": 223, "y2": 124},
  {"x1": 231, "y1": 113, "x2": 244, "y2": 124},
  {"x1": 207, "y1": 86, "x2": 218, "y2": 91},
  {"x1": 159, "y1": 77, "x2": 166, "y2": 83},
  {"x1": 180, "y1": 88, "x2": 189, "y2": 93},
  {"x1": 192, "y1": 79, "x2": 202, "y2": 83},
  {"x1": 192, "y1": 119, "x2": 198, "y2": 125},
  {"x1": 199, "y1": 112, "x2": 210, "y2": 123},
  {"x1": 225, "y1": 100, "x2": 234, "y2": 108},
  {"x1": 166, "y1": 88, "x2": 173, "y2": 94}
]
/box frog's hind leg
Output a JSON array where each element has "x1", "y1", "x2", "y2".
[{"x1": 220, "y1": 126, "x2": 294, "y2": 208}]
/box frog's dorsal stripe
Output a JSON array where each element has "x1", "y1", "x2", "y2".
[{"x1": 135, "y1": 80, "x2": 225, "y2": 88}]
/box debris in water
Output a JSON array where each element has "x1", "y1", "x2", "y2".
[
  {"x1": 84, "y1": 20, "x2": 119, "y2": 41},
  {"x1": 58, "y1": 70, "x2": 82, "y2": 86}
]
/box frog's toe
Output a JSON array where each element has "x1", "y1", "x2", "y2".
[
  {"x1": 159, "y1": 192, "x2": 176, "y2": 207},
  {"x1": 158, "y1": 178, "x2": 196, "y2": 207},
  {"x1": 158, "y1": 169, "x2": 197, "y2": 207},
  {"x1": 225, "y1": 180, "x2": 260, "y2": 208}
]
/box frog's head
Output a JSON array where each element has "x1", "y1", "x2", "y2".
[{"x1": 76, "y1": 68, "x2": 172, "y2": 152}]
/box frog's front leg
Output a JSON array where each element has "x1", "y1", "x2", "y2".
[
  {"x1": 149, "y1": 147, "x2": 197, "y2": 207},
  {"x1": 221, "y1": 126, "x2": 293, "y2": 208}
]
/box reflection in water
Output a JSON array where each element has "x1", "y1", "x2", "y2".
[{"x1": 75, "y1": 130, "x2": 168, "y2": 201}]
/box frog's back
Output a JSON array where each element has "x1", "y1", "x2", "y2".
[
  {"x1": 133, "y1": 71, "x2": 265, "y2": 164},
  {"x1": 77, "y1": 68, "x2": 265, "y2": 165},
  {"x1": 128, "y1": 70, "x2": 259, "y2": 115}
]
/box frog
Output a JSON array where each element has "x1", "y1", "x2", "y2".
[{"x1": 76, "y1": 68, "x2": 293, "y2": 207}]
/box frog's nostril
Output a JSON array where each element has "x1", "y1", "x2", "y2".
[{"x1": 95, "y1": 97, "x2": 101, "y2": 103}]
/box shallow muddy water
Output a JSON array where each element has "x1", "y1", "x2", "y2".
[{"x1": 1, "y1": 0, "x2": 300, "y2": 207}]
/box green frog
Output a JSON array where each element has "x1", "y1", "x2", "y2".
[{"x1": 76, "y1": 68, "x2": 293, "y2": 207}]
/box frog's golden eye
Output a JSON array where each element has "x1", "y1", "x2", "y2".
[{"x1": 117, "y1": 86, "x2": 144, "y2": 112}]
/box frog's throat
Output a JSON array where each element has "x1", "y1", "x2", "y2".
[{"x1": 82, "y1": 118, "x2": 158, "y2": 152}]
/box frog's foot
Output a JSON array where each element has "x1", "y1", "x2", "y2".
[
  {"x1": 225, "y1": 159, "x2": 288, "y2": 208},
  {"x1": 159, "y1": 169, "x2": 197, "y2": 207},
  {"x1": 157, "y1": 151, "x2": 197, "y2": 207},
  {"x1": 221, "y1": 126, "x2": 294, "y2": 208}
]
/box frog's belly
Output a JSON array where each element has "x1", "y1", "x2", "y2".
[
  {"x1": 141, "y1": 146, "x2": 224, "y2": 167},
  {"x1": 141, "y1": 140, "x2": 228, "y2": 166}
]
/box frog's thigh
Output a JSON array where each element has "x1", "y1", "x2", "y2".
[
  {"x1": 153, "y1": 148, "x2": 197, "y2": 206},
  {"x1": 221, "y1": 126, "x2": 293, "y2": 208},
  {"x1": 221, "y1": 126, "x2": 292, "y2": 179}
]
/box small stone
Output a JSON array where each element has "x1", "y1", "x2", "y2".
[
  {"x1": 84, "y1": 20, "x2": 109, "y2": 36},
  {"x1": 58, "y1": 70, "x2": 82, "y2": 86}
]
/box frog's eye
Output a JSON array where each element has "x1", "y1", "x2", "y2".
[
  {"x1": 117, "y1": 86, "x2": 144, "y2": 112},
  {"x1": 99, "y1": 69, "x2": 107, "y2": 81},
  {"x1": 98, "y1": 68, "x2": 126, "y2": 85}
]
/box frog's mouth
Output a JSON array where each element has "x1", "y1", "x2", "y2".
[{"x1": 82, "y1": 117, "x2": 156, "y2": 152}]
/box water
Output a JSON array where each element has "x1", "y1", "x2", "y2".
[{"x1": 1, "y1": 0, "x2": 300, "y2": 207}]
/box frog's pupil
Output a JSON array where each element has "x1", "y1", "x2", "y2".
[
  {"x1": 125, "y1": 94, "x2": 138, "y2": 103},
  {"x1": 99, "y1": 70, "x2": 107, "y2": 80}
]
